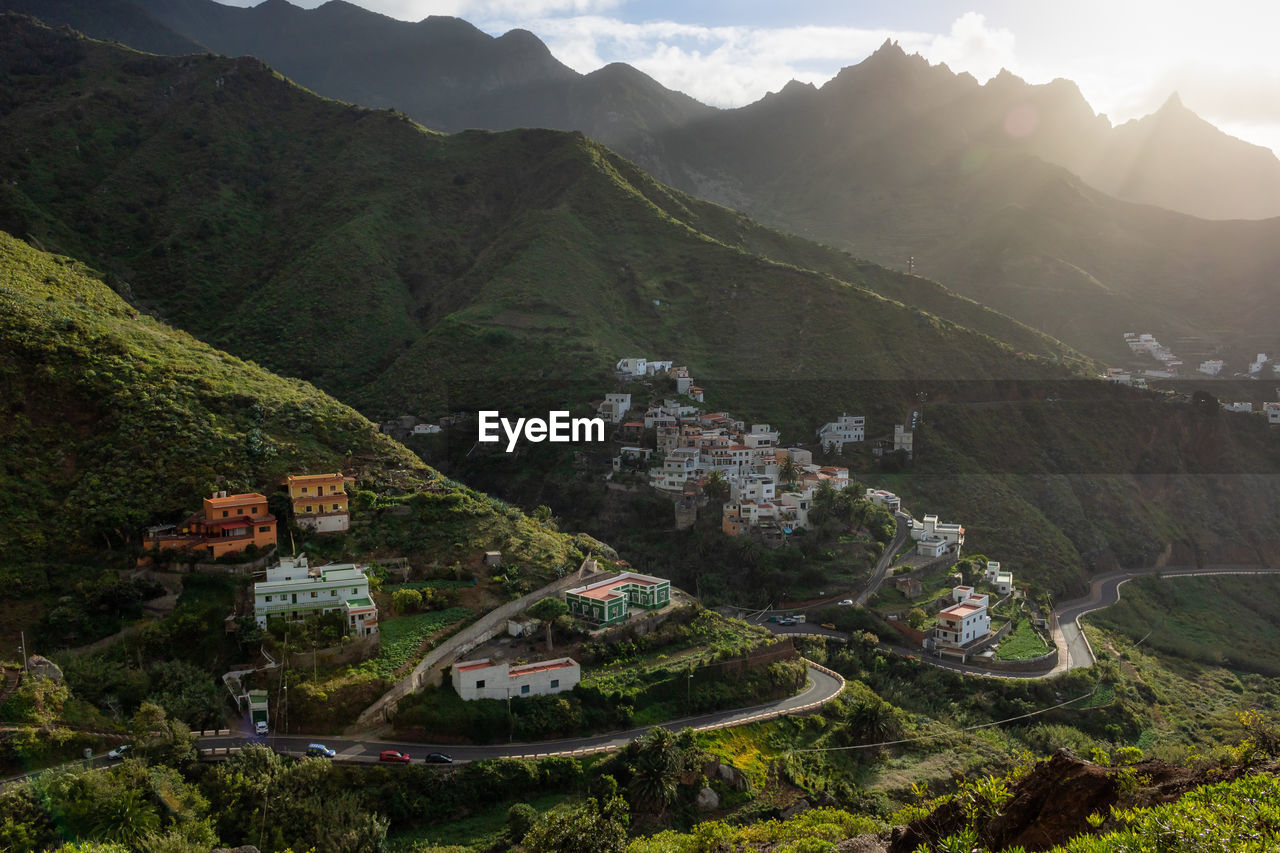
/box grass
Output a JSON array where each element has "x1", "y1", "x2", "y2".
[
  {"x1": 1084, "y1": 575, "x2": 1280, "y2": 676},
  {"x1": 994, "y1": 619, "x2": 1051, "y2": 661},
  {"x1": 385, "y1": 580, "x2": 476, "y2": 592},
  {"x1": 386, "y1": 792, "x2": 573, "y2": 852},
  {"x1": 353, "y1": 607, "x2": 473, "y2": 679}
]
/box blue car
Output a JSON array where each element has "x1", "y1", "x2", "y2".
[{"x1": 305, "y1": 743, "x2": 336, "y2": 758}]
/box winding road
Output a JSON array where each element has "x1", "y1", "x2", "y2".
[
  {"x1": 760, "y1": 564, "x2": 1280, "y2": 680},
  {"x1": 193, "y1": 662, "x2": 844, "y2": 764}
]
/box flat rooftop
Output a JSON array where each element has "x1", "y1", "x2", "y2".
[
  {"x1": 941, "y1": 603, "x2": 984, "y2": 619},
  {"x1": 509, "y1": 659, "x2": 577, "y2": 677},
  {"x1": 567, "y1": 571, "x2": 666, "y2": 601}
]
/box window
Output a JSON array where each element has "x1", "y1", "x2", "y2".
[
  {"x1": 331, "y1": 590, "x2": 337, "y2": 597},
  {"x1": 521, "y1": 685, "x2": 530, "y2": 694},
  {"x1": 259, "y1": 526, "x2": 270, "y2": 533},
  {"x1": 305, "y1": 505, "x2": 313, "y2": 513},
  {"x1": 332, "y1": 504, "x2": 340, "y2": 511},
  {"x1": 222, "y1": 510, "x2": 229, "y2": 518},
  {"x1": 265, "y1": 596, "x2": 272, "y2": 602},
  {"x1": 475, "y1": 680, "x2": 485, "y2": 689},
  {"x1": 302, "y1": 486, "x2": 309, "y2": 494},
  {"x1": 353, "y1": 588, "x2": 358, "y2": 594},
  {"x1": 310, "y1": 591, "x2": 317, "y2": 598},
  {"x1": 550, "y1": 679, "x2": 559, "y2": 688}
]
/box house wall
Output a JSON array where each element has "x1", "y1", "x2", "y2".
[{"x1": 299, "y1": 513, "x2": 350, "y2": 533}]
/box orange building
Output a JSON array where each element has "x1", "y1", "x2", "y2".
[
  {"x1": 145, "y1": 491, "x2": 277, "y2": 559},
  {"x1": 286, "y1": 473, "x2": 350, "y2": 533}
]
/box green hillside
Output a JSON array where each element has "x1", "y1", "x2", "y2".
[
  {"x1": 0, "y1": 14, "x2": 1085, "y2": 423},
  {"x1": 0, "y1": 229, "x2": 584, "y2": 647}
]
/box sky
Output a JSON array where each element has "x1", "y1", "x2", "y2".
[{"x1": 220, "y1": 0, "x2": 1280, "y2": 155}]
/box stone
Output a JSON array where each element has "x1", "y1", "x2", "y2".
[
  {"x1": 695, "y1": 786, "x2": 720, "y2": 811},
  {"x1": 780, "y1": 798, "x2": 811, "y2": 819}
]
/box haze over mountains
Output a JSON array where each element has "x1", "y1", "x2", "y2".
[
  {"x1": 10, "y1": 0, "x2": 1280, "y2": 366},
  {"x1": 8, "y1": 14, "x2": 1280, "y2": 593}
]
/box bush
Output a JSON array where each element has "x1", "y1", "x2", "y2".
[{"x1": 507, "y1": 802, "x2": 537, "y2": 843}]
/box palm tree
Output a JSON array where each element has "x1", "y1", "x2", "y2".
[
  {"x1": 778, "y1": 455, "x2": 798, "y2": 489},
  {"x1": 628, "y1": 727, "x2": 681, "y2": 818},
  {"x1": 703, "y1": 470, "x2": 729, "y2": 501}
]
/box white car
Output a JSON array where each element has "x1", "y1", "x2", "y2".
[
  {"x1": 836, "y1": 599, "x2": 854, "y2": 607},
  {"x1": 107, "y1": 744, "x2": 131, "y2": 760},
  {"x1": 255, "y1": 721, "x2": 269, "y2": 735}
]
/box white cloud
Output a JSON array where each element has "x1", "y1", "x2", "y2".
[{"x1": 923, "y1": 12, "x2": 1016, "y2": 82}]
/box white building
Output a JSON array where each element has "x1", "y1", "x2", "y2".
[
  {"x1": 1250, "y1": 353, "x2": 1269, "y2": 374},
  {"x1": 817, "y1": 413, "x2": 865, "y2": 453},
  {"x1": 616, "y1": 358, "x2": 647, "y2": 376},
  {"x1": 777, "y1": 447, "x2": 813, "y2": 467},
  {"x1": 777, "y1": 489, "x2": 814, "y2": 530},
  {"x1": 451, "y1": 657, "x2": 580, "y2": 701},
  {"x1": 411, "y1": 423, "x2": 442, "y2": 435},
  {"x1": 598, "y1": 393, "x2": 632, "y2": 423},
  {"x1": 252, "y1": 554, "x2": 378, "y2": 637},
  {"x1": 865, "y1": 488, "x2": 901, "y2": 512},
  {"x1": 734, "y1": 475, "x2": 776, "y2": 503},
  {"x1": 612, "y1": 446, "x2": 653, "y2": 471},
  {"x1": 894, "y1": 425, "x2": 914, "y2": 458},
  {"x1": 911, "y1": 514, "x2": 964, "y2": 556},
  {"x1": 651, "y1": 447, "x2": 700, "y2": 491},
  {"x1": 983, "y1": 561, "x2": 1014, "y2": 595},
  {"x1": 934, "y1": 588, "x2": 991, "y2": 648},
  {"x1": 1198, "y1": 359, "x2": 1225, "y2": 376},
  {"x1": 1223, "y1": 401, "x2": 1254, "y2": 413},
  {"x1": 1265, "y1": 402, "x2": 1280, "y2": 425}
]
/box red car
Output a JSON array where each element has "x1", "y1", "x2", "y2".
[{"x1": 379, "y1": 750, "x2": 411, "y2": 764}]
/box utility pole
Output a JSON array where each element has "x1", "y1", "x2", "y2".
[
  {"x1": 19, "y1": 631, "x2": 27, "y2": 672},
  {"x1": 507, "y1": 688, "x2": 513, "y2": 743},
  {"x1": 907, "y1": 256, "x2": 915, "y2": 275}
]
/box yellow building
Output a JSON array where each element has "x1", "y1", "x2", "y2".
[{"x1": 286, "y1": 473, "x2": 350, "y2": 533}]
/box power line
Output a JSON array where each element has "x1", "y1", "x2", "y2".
[{"x1": 787, "y1": 687, "x2": 1097, "y2": 754}]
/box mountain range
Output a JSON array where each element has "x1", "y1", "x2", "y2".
[
  {"x1": 0, "y1": 12, "x2": 1084, "y2": 422},
  {"x1": 4, "y1": 14, "x2": 1280, "y2": 603},
  {"x1": 10, "y1": 0, "x2": 1280, "y2": 367}
]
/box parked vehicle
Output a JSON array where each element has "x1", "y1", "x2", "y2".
[
  {"x1": 107, "y1": 744, "x2": 131, "y2": 760},
  {"x1": 424, "y1": 752, "x2": 453, "y2": 764},
  {"x1": 778, "y1": 616, "x2": 797, "y2": 625},
  {"x1": 379, "y1": 750, "x2": 411, "y2": 763},
  {"x1": 305, "y1": 743, "x2": 336, "y2": 758},
  {"x1": 255, "y1": 720, "x2": 269, "y2": 735},
  {"x1": 837, "y1": 599, "x2": 854, "y2": 606},
  {"x1": 820, "y1": 623, "x2": 837, "y2": 630}
]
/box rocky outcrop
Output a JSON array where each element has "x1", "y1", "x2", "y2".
[
  {"x1": 703, "y1": 759, "x2": 750, "y2": 792},
  {"x1": 695, "y1": 786, "x2": 720, "y2": 811},
  {"x1": 890, "y1": 749, "x2": 1252, "y2": 853}
]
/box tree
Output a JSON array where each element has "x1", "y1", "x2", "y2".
[
  {"x1": 522, "y1": 796, "x2": 628, "y2": 853},
  {"x1": 703, "y1": 470, "x2": 729, "y2": 501},
  {"x1": 527, "y1": 597, "x2": 569, "y2": 652},
  {"x1": 907, "y1": 608, "x2": 927, "y2": 630},
  {"x1": 778, "y1": 455, "x2": 798, "y2": 488},
  {"x1": 391, "y1": 587, "x2": 423, "y2": 615},
  {"x1": 131, "y1": 702, "x2": 196, "y2": 767},
  {"x1": 628, "y1": 727, "x2": 681, "y2": 820}
]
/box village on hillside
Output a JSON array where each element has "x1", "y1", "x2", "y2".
[{"x1": 599, "y1": 357, "x2": 916, "y2": 545}]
